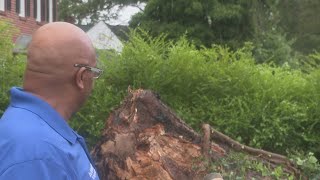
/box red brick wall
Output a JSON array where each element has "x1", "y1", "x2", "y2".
[{"x1": 0, "y1": 0, "x2": 56, "y2": 40}]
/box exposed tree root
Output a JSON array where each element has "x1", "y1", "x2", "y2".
[{"x1": 209, "y1": 125, "x2": 301, "y2": 176}]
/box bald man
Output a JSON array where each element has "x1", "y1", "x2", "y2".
[{"x1": 0, "y1": 22, "x2": 102, "y2": 180}]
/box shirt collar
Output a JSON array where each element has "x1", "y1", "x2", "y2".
[{"x1": 9, "y1": 87, "x2": 78, "y2": 145}]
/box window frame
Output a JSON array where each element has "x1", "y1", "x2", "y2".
[
  {"x1": 16, "y1": 0, "x2": 25, "y2": 17},
  {"x1": 25, "y1": 0, "x2": 30, "y2": 17},
  {"x1": 40, "y1": 0, "x2": 45, "y2": 21},
  {"x1": 0, "y1": 0, "x2": 5, "y2": 12},
  {"x1": 6, "y1": 0, "x2": 11, "y2": 11}
]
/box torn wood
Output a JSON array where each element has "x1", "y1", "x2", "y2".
[{"x1": 91, "y1": 89, "x2": 301, "y2": 180}]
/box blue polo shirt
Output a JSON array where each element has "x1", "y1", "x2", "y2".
[{"x1": 0, "y1": 87, "x2": 100, "y2": 180}]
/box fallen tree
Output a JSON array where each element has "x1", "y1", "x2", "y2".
[{"x1": 91, "y1": 89, "x2": 301, "y2": 179}]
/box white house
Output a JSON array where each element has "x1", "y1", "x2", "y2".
[{"x1": 86, "y1": 21, "x2": 123, "y2": 52}]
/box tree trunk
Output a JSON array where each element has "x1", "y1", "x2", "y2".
[{"x1": 91, "y1": 89, "x2": 300, "y2": 180}]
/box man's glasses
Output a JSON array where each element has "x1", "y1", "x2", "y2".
[{"x1": 74, "y1": 64, "x2": 103, "y2": 79}]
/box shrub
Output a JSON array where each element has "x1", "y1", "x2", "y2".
[
  {"x1": 84, "y1": 30, "x2": 320, "y2": 160},
  {"x1": 0, "y1": 19, "x2": 25, "y2": 116}
]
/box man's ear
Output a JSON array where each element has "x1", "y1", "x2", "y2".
[{"x1": 75, "y1": 67, "x2": 86, "y2": 89}]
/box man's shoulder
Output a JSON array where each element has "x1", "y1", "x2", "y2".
[
  {"x1": 0, "y1": 137, "x2": 67, "y2": 174},
  {"x1": 0, "y1": 138, "x2": 75, "y2": 179},
  {"x1": 0, "y1": 136, "x2": 66, "y2": 162},
  {"x1": 0, "y1": 117, "x2": 71, "y2": 161},
  {"x1": 0, "y1": 106, "x2": 67, "y2": 144},
  {"x1": 0, "y1": 105, "x2": 44, "y2": 131},
  {"x1": 0, "y1": 108, "x2": 72, "y2": 173}
]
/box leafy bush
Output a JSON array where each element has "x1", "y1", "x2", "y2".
[
  {"x1": 291, "y1": 152, "x2": 320, "y2": 178},
  {"x1": 0, "y1": 19, "x2": 25, "y2": 116},
  {"x1": 85, "y1": 30, "x2": 320, "y2": 160}
]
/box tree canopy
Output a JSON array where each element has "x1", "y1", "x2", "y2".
[
  {"x1": 58, "y1": 0, "x2": 320, "y2": 57},
  {"x1": 127, "y1": 0, "x2": 320, "y2": 66},
  {"x1": 130, "y1": 0, "x2": 257, "y2": 48},
  {"x1": 278, "y1": 0, "x2": 320, "y2": 54},
  {"x1": 58, "y1": 0, "x2": 146, "y2": 24}
]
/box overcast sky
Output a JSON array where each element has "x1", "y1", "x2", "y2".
[
  {"x1": 104, "y1": 3, "x2": 146, "y2": 26},
  {"x1": 106, "y1": 6, "x2": 140, "y2": 25}
]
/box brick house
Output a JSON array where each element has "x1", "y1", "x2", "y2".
[{"x1": 0, "y1": 0, "x2": 57, "y2": 39}]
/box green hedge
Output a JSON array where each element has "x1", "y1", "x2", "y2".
[
  {"x1": 77, "y1": 30, "x2": 320, "y2": 160},
  {"x1": 0, "y1": 19, "x2": 25, "y2": 115}
]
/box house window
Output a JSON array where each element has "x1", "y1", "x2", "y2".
[
  {"x1": 33, "y1": 0, "x2": 36, "y2": 18},
  {"x1": 16, "y1": 0, "x2": 25, "y2": 17},
  {"x1": 0, "y1": 0, "x2": 5, "y2": 11},
  {"x1": 45, "y1": 0, "x2": 48, "y2": 22},
  {"x1": 25, "y1": 0, "x2": 30, "y2": 17},
  {"x1": 37, "y1": 0, "x2": 54, "y2": 22},
  {"x1": 52, "y1": 0, "x2": 55, "y2": 21},
  {"x1": 6, "y1": 0, "x2": 11, "y2": 11},
  {"x1": 15, "y1": 0, "x2": 19, "y2": 13},
  {"x1": 40, "y1": 0, "x2": 44, "y2": 21},
  {"x1": 1, "y1": 0, "x2": 11, "y2": 11}
]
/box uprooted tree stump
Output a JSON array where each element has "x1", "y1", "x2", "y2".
[{"x1": 91, "y1": 89, "x2": 301, "y2": 180}]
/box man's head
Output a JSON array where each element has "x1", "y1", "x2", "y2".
[{"x1": 24, "y1": 22, "x2": 100, "y2": 120}]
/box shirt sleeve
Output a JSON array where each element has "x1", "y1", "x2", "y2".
[{"x1": 0, "y1": 159, "x2": 70, "y2": 180}]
